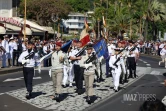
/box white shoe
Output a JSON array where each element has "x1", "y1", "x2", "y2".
[
  {"x1": 69, "y1": 83, "x2": 73, "y2": 87},
  {"x1": 159, "y1": 62, "x2": 161, "y2": 66}
]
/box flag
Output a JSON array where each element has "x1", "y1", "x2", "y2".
[
  {"x1": 80, "y1": 28, "x2": 90, "y2": 47},
  {"x1": 61, "y1": 40, "x2": 72, "y2": 53},
  {"x1": 93, "y1": 39, "x2": 109, "y2": 59},
  {"x1": 84, "y1": 16, "x2": 89, "y2": 30},
  {"x1": 102, "y1": 16, "x2": 106, "y2": 27}
]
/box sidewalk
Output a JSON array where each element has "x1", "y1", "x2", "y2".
[{"x1": 0, "y1": 61, "x2": 22, "y2": 75}]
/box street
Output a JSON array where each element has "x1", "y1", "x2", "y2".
[{"x1": 0, "y1": 55, "x2": 166, "y2": 111}]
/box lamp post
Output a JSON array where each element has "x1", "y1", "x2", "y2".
[{"x1": 51, "y1": 13, "x2": 59, "y2": 40}]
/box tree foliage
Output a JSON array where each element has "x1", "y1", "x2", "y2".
[{"x1": 19, "y1": 0, "x2": 72, "y2": 25}]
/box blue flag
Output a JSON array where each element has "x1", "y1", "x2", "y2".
[
  {"x1": 93, "y1": 39, "x2": 109, "y2": 59},
  {"x1": 61, "y1": 40, "x2": 72, "y2": 53}
]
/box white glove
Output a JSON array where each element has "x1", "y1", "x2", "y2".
[
  {"x1": 22, "y1": 59, "x2": 30, "y2": 64},
  {"x1": 85, "y1": 63, "x2": 93, "y2": 69}
]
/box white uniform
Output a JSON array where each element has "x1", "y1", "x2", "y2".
[
  {"x1": 108, "y1": 44, "x2": 116, "y2": 56},
  {"x1": 67, "y1": 49, "x2": 74, "y2": 86},
  {"x1": 62, "y1": 53, "x2": 70, "y2": 86},
  {"x1": 18, "y1": 50, "x2": 36, "y2": 67},
  {"x1": 109, "y1": 54, "x2": 122, "y2": 91}
]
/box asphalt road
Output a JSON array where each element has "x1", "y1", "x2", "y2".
[
  {"x1": 87, "y1": 55, "x2": 166, "y2": 111},
  {"x1": 0, "y1": 55, "x2": 165, "y2": 111}
]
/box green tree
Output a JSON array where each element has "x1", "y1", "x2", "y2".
[{"x1": 19, "y1": 0, "x2": 72, "y2": 26}]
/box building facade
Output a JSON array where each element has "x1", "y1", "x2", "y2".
[{"x1": 62, "y1": 12, "x2": 92, "y2": 34}]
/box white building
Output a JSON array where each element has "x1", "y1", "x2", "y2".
[{"x1": 62, "y1": 12, "x2": 92, "y2": 34}]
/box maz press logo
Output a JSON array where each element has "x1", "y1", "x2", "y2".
[{"x1": 123, "y1": 92, "x2": 156, "y2": 102}]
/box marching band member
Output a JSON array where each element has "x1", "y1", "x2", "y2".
[
  {"x1": 109, "y1": 48, "x2": 123, "y2": 92},
  {"x1": 159, "y1": 45, "x2": 166, "y2": 68},
  {"x1": 127, "y1": 40, "x2": 139, "y2": 78},
  {"x1": 116, "y1": 41, "x2": 126, "y2": 84},
  {"x1": 70, "y1": 40, "x2": 84, "y2": 95},
  {"x1": 121, "y1": 41, "x2": 128, "y2": 83},
  {"x1": 62, "y1": 52, "x2": 70, "y2": 88},
  {"x1": 81, "y1": 44, "x2": 96, "y2": 104},
  {"x1": 18, "y1": 41, "x2": 37, "y2": 99},
  {"x1": 67, "y1": 40, "x2": 77, "y2": 87},
  {"x1": 107, "y1": 37, "x2": 116, "y2": 78},
  {"x1": 1, "y1": 35, "x2": 9, "y2": 68},
  {"x1": 51, "y1": 42, "x2": 65, "y2": 102}
]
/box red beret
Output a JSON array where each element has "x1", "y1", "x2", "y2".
[
  {"x1": 121, "y1": 41, "x2": 126, "y2": 44},
  {"x1": 56, "y1": 42, "x2": 62, "y2": 47},
  {"x1": 117, "y1": 41, "x2": 122, "y2": 44}
]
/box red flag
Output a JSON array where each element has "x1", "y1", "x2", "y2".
[{"x1": 80, "y1": 28, "x2": 90, "y2": 47}]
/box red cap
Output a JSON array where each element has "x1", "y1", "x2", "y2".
[{"x1": 56, "y1": 42, "x2": 62, "y2": 47}]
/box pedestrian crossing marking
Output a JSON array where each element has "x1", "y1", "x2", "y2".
[{"x1": 150, "y1": 71, "x2": 160, "y2": 75}]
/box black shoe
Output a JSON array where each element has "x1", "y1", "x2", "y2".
[
  {"x1": 86, "y1": 96, "x2": 92, "y2": 104},
  {"x1": 97, "y1": 78, "x2": 100, "y2": 83},
  {"x1": 124, "y1": 79, "x2": 128, "y2": 83},
  {"x1": 25, "y1": 92, "x2": 32, "y2": 100},
  {"x1": 115, "y1": 89, "x2": 119, "y2": 92},
  {"x1": 62, "y1": 85, "x2": 66, "y2": 88},
  {"x1": 77, "y1": 89, "x2": 83, "y2": 95},
  {"x1": 52, "y1": 94, "x2": 61, "y2": 102},
  {"x1": 99, "y1": 77, "x2": 104, "y2": 82},
  {"x1": 106, "y1": 75, "x2": 110, "y2": 78},
  {"x1": 1, "y1": 67, "x2": 5, "y2": 68},
  {"x1": 120, "y1": 80, "x2": 124, "y2": 85}
]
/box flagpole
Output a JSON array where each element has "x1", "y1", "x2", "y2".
[{"x1": 23, "y1": 0, "x2": 27, "y2": 41}]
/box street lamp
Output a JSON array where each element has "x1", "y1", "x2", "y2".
[{"x1": 51, "y1": 13, "x2": 59, "y2": 40}]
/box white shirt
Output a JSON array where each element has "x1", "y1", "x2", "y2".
[
  {"x1": 9, "y1": 41, "x2": 14, "y2": 52},
  {"x1": 1, "y1": 40, "x2": 9, "y2": 53},
  {"x1": 127, "y1": 46, "x2": 139, "y2": 57},
  {"x1": 18, "y1": 50, "x2": 36, "y2": 67},
  {"x1": 108, "y1": 43, "x2": 116, "y2": 56},
  {"x1": 43, "y1": 45, "x2": 48, "y2": 54},
  {"x1": 160, "y1": 48, "x2": 166, "y2": 56},
  {"x1": 22, "y1": 44, "x2": 26, "y2": 51},
  {"x1": 159, "y1": 43, "x2": 165, "y2": 48},
  {"x1": 13, "y1": 41, "x2": 18, "y2": 50},
  {"x1": 71, "y1": 48, "x2": 79, "y2": 65}
]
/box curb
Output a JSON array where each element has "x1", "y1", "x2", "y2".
[{"x1": 0, "y1": 67, "x2": 22, "y2": 75}]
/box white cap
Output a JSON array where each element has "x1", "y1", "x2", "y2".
[
  {"x1": 10, "y1": 37, "x2": 14, "y2": 40},
  {"x1": 3, "y1": 35, "x2": 8, "y2": 38}
]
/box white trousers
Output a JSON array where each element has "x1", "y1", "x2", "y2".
[
  {"x1": 111, "y1": 66, "x2": 122, "y2": 87},
  {"x1": 62, "y1": 65, "x2": 69, "y2": 85},
  {"x1": 68, "y1": 64, "x2": 74, "y2": 83}
]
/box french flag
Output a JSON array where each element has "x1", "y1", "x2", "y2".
[{"x1": 79, "y1": 17, "x2": 90, "y2": 47}]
